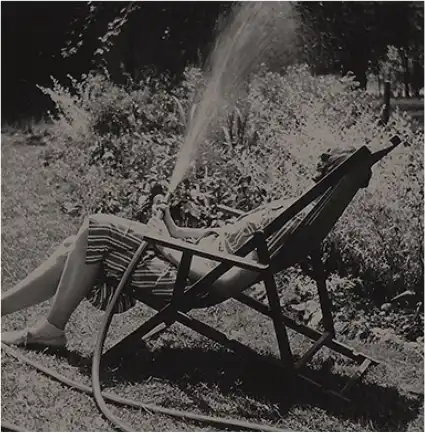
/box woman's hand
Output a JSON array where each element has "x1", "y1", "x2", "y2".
[
  {"x1": 152, "y1": 196, "x2": 179, "y2": 237},
  {"x1": 152, "y1": 195, "x2": 172, "y2": 222},
  {"x1": 152, "y1": 202, "x2": 172, "y2": 221}
]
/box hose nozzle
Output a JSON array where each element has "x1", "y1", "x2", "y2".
[{"x1": 152, "y1": 192, "x2": 172, "y2": 218}]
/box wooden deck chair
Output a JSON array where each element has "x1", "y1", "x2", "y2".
[{"x1": 103, "y1": 136, "x2": 402, "y2": 400}]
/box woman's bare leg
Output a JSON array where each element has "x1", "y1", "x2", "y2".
[
  {"x1": 1, "y1": 236, "x2": 75, "y2": 316},
  {"x1": 46, "y1": 218, "x2": 101, "y2": 330},
  {"x1": 2, "y1": 218, "x2": 101, "y2": 346}
]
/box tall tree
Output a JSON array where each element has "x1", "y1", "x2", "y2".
[{"x1": 296, "y1": 1, "x2": 423, "y2": 91}]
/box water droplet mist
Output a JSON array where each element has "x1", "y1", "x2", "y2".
[{"x1": 168, "y1": 2, "x2": 299, "y2": 196}]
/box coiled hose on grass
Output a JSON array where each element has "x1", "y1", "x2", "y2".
[{"x1": 1, "y1": 236, "x2": 288, "y2": 432}]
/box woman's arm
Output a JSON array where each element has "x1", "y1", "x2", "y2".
[
  {"x1": 162, "y1": 206, "x2": 213, "y2": 240},
  {"x1": 158, "y1": 243, "x2": 260, "y2": 298},
  {"x1": 148, "y1": 213, "x2": 260, "y2": 298}
]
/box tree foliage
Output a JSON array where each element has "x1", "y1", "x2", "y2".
[
  {"x1": 296, "y1": 1, "x2": 424, "y2": 90},
  {"x1": 1, "y1": 1, "x2": 423, "y2": 121}
]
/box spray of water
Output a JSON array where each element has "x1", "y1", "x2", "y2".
[{"x1": 168, "y1": 2, "x2": 298, "y2": 195}]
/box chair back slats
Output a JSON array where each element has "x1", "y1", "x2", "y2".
[
  {"x1": 265, "y1": 147, "x2": 372, "y2": 261},
  {"x1": 268, "y1": 173, "x2": 367, "y2": 270}
]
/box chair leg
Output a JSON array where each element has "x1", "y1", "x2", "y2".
[
  {"x1": 104, "y1": 252, "x2": 195, "y2": 365},
  {"x1": 310, "y1": 249, "x2": 335, "y2": 336},
  {"x1": 254, "y1": 232, "x2": 294, "y2": 371},
  {"x1": 264, "y1": 274, "x2": 295, "y2": 371}
]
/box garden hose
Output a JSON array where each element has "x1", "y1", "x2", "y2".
[
  {"x1": 0, "y1": 134, "x2": 410, "y2": 432},
  {"x1": 91, "y1": 227, "x2": 156, "y2": 432},
  {"x1": 1, "y1": 192, "x2": 288, "y2": 432},
  {"x1": 2, "y1": 343, "x2": 286, "y2": 432},
  {"x1": 91, "y1": 191, "x2": 171, "y2": 431}
]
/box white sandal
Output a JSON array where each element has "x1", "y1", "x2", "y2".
[{"x1": 1, "y1": 329, "x2": 67, "y2": 348}]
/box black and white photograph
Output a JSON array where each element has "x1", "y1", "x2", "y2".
[{"x1": 1, "y1": 1, "x2": 424, "y2": 431}]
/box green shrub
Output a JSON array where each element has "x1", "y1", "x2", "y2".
[{"x1": 40, "y1": 64, "x2": 424, "y2": 302}]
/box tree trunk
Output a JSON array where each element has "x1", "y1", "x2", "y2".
[
  {"x1": 358, "y1": 69, "x2": 367, "y2": 90},
  {"x1": 402, "y1": 51, "x2": 410, "y2": 98},
  {"x1": 412, "y1": 55, "x2": 423, "y2": 98},
  {"x1": 345, "y1": 36, "x2": 369, "y2": 90}
]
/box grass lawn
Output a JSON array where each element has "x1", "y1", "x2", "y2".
[
  {"x1": 391, "y1": 98, "x2": 424, "y2": 111},
  {"x1": 1, "y1": 132, "x2": 424, "y2": 431}
]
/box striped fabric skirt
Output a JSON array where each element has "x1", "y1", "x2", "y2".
[{"x1": 83, "y1": 214, "x2": 179, "y2": 313}]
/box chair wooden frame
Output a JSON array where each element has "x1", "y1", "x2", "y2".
[{"x1": 102, "y1": 139, "x2": 401, "y2": 401}]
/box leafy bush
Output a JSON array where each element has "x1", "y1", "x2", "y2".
[{"x1": 39, "y1": 64, "x2": 423, "y2": 303}]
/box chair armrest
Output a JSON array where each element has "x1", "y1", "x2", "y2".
[{"x1": 140, "y1": 232, "x2": 268, "y2": 272}]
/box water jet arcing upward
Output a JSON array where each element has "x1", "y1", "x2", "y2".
[{"x1": 168, "y1": 2, "x2": 298, "y2": 195}]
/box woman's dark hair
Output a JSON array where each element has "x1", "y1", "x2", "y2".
[
  {"x1": 313, "y1": 147, "x2": 356, "y2": 182},
  {"x1": 313, "y1": 146, "x2": 372, "y2": 188}
]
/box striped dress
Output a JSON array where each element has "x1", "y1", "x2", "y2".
[
  {"x1": 84, "y1": 214, "x2": 179, "y2": 313},
  {"x1": 81, "y1": 197, "x2": 313, "y2": 313}
]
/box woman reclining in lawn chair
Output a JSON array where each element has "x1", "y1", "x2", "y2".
[{"x1": 1, "y1": 147, "x2": 374, "y2": 349}]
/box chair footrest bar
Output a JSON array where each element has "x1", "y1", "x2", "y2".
[
  {"x1": 143, "y1": 322, "x2": 170, "y2": 340},
  {"x1": 175, "y1": 312, "x2": 353, "y2": 401},
  {"x1": 295, "y1": 332, "x2": 333, "y2": 370},
  {"x1": 236, "y1": 293, "x2": 380, "y2": 364},
  {"x1": 234, "y1": 293, "x2": 379, "y2": 399}
]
